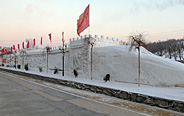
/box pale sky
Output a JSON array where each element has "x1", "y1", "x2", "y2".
[{"x1": 1, "y1": 0, "x2": 184, "y2": 48}]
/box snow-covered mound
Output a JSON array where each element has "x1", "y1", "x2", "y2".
[{"x1": 92, "y1": 45, "x2": 184, "y2": 86}]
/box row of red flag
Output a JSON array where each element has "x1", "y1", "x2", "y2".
[
  {"x1": 1, "y1": 32, "x2": 65, "y2": 53},
  {"x1": 1, "y1": 4, "x2": 89, "y2": 54}
]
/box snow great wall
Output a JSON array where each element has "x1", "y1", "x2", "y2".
[{"x1": 0, "y1": 35, "x2": 184, "y2": 87}]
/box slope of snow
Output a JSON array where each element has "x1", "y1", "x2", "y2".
[{"x1": 92, "y1": 45, "x2": 184, "y2": 86}]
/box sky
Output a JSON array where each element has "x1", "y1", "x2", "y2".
[{"x1": 1, "y1": 0, "x2": 184, "y2": 48}]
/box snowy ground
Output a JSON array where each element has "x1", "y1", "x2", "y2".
[{"x1": 1, "y1": 67, "x2": 184, "y2": 102}]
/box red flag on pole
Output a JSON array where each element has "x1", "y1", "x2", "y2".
[
  {"x1": 13, "y1": 45, "x2": 15, "y2": 50},
  {"x1": 22, "y1": 42, "x2": 24, "y2": 49},
  {"x1": 33, "y1": 38, "x2": 35, "y2": 46},
  {"x1": 62, "y1": 32, "x2": 64, "y2": 42},
  {"x1": 18, "y1": 44, "x2": 20, "y2": 50},
  {"x1": 27, "y1": 41, "x2": 29, "y2": 48},
  {"x1": 48, "y1": 33, "x2": 52, "y2": 43},
  {"x1": 11, "y1": 47, "x2": 12, "y2": 52},
  {"x1": 77, "y1": 4, "x2": 90, "y2": 36},
  {"x1": 41, "y1": 37, "x2": 42, "y2": 45}
]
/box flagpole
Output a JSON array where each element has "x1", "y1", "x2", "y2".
[{"x1": 88, "y1": 4, "x2": 93, "y2": 80}]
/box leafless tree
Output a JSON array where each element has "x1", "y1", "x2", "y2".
[
  {"x1": 177, "y1": 40, "x2": 183, "y2": 60},
  {"x1": 129, "y1": 33, "x2": 147, "y2": 87},
  {"x1": 85, "y1": 36, "x2": 96, "y2": 80}
]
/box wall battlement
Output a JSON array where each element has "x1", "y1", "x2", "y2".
[{"x1": 69, "y1": 35, "x2": 119, "y2": 47}]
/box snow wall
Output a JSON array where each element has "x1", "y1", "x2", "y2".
[{"x1": 1, "y1": 35, "x2": 184, "y2": 86}]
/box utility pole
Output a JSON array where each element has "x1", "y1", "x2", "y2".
[
  {"x1": 88, "y1": 36, "x2": 96, "y2": 80},
  {"x1": 46, "y1": 47, "x2": 51, "y2": 73},
  {"x1": 90, "y1": 43, "x2": 93, "y2": 80},
  {"x1": 138, "y1": 47, "x2": 140, "y2": 87},
  {"x1": 14, "y1": 54, "x2": 16, "y2": 69},
  {"x1": 10, "y1": 54, "x2": 11, "y2": 66},
  {"x1": 62, "y1": 40, "x2": 65, "y2": 76}
]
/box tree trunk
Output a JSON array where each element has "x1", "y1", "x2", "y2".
[{"x1": 90, "y1": 45, "x2": 93, "y2": 80}]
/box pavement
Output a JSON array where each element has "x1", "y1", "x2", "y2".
[{"x1": 0, "y1": 71, "x2": 148, "y2": 116}]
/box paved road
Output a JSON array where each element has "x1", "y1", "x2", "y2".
[{"x1": 0, "y1": 72, "x2": 147, "y2": 116}]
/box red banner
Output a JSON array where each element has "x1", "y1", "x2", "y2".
[
  {"x1": 18, "y1": 44, "x2": 20, "y2": 50},
  {"x1": 77, "y1": 5, "x2": 90, "y2": 36},
  {"x1": 41, "y1": 37, "x2": 42, "y2": 45},
  {"x1": 62, "y1": 32, "x2": 64, "y2": 42},
  {"x1": 22, "y1": 42, "x2": 24, "y2": 49},
  {"x1": 2, "y1": 59, "x2": 6, "y2": 63},
  {"x1": 27, "y1": 41, "x2": 29, "y2": 48},
  {"x1": 13, "y1": 45, "x2": 15, "y2": 50},
  {"x1": 48, "y1": 33, "x2": 52, "y2": 43},
  {"x1": 33, "y1": 38, "x2": 35, "y2": 46},
  {"x1": 1, "y1": 48, "x2": 4, "y2": 53}
]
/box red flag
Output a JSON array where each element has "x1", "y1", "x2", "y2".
[
  {"x1": 77, "y1": 5, "x2": 90, "y2": 36},
  {"x1": 41, "y1": 37, "x2": 42, "y2": 45},
  {"x1": 62, "y1": 32, "x2": 64, "y2": 42},
  {"x1": 5, "y1": 49, "x2": 7, "y2": 53},
  {"x1": 33, "y1": 38, "x2": 35, "y2": 46},
  {"x1": 18, "y1": 44, "x2": 20, "y2": 50},
  {"x1": 11, "y1": 47, "x2": 12, "y2": 52},
  {"x1": 27, "y1": 41, "x2": 29, "y2": 48},
  {"x1": 1, "y1": 48, "x2": 4, "y2": 53},
  {"x1": 22, "y1": 42, "x2": 24, "y2": 49},
  {"x1": 13, "y1": 45, "x2": 15, "y2": 50},
  {"x1": 48, "y1": 33, "x2": 52, "y2": 42}
]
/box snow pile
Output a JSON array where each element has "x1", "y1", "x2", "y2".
[{"x1": 92, "y1": 45, "x2": 184, "y2": 86}]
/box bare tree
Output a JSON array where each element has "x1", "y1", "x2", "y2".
[
  {"x1": 177, "y1": 40, "x2": 183, "y2": 60},
  {"x1": 129, "y1": 33, "x2": 147, "y2": 87},
  {"x1": 87, "y1": 36, "x2": 96, "y2": 80}
]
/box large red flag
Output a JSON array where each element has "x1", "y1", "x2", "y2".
[
  {"x1": 62, "y1": 32, "x2": 64, "y2": 42},
  {"x1": 48, "y1": 33, "x2": 52, "y2": 43},
  {"x1": 77, "y1": 5, "x2": 90, "y2": 36},
  {"x1": 41, "y1": 37, "x2": 42, "y2": 45},
  {"x1": 13, "y1": 45, "x2": 15, "y2": 50},
  {"x1": 22, "y1": 42, "x2": 24, "y2": 49},
  {"x1": 27, "y1": 41, "x2": 29, "y2": 48},
  {"x1": 33, "y1": 38, "x2": 35, "y2": 46},
  {"x1": 11, "y1": 47, "x2": 12, "y2": 52},
  {"x1": 18, "y1": 44, "x2": 20, "y2": 50}
]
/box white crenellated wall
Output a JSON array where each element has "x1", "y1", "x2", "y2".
[
  {"x1": 1, "y1": 35, "x2": 184, "y2": 86},
  {"x1": 69, "y1": 35, "x2": 119, "y2": 47}
]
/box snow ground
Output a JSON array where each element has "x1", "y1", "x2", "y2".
[{"x1": 1, "y1": 67, "x2": 184, "y2": 102}]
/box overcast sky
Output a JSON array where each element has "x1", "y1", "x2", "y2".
[{"x1": 1, "y1": 0, "x2": 184, "y2": 47}]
